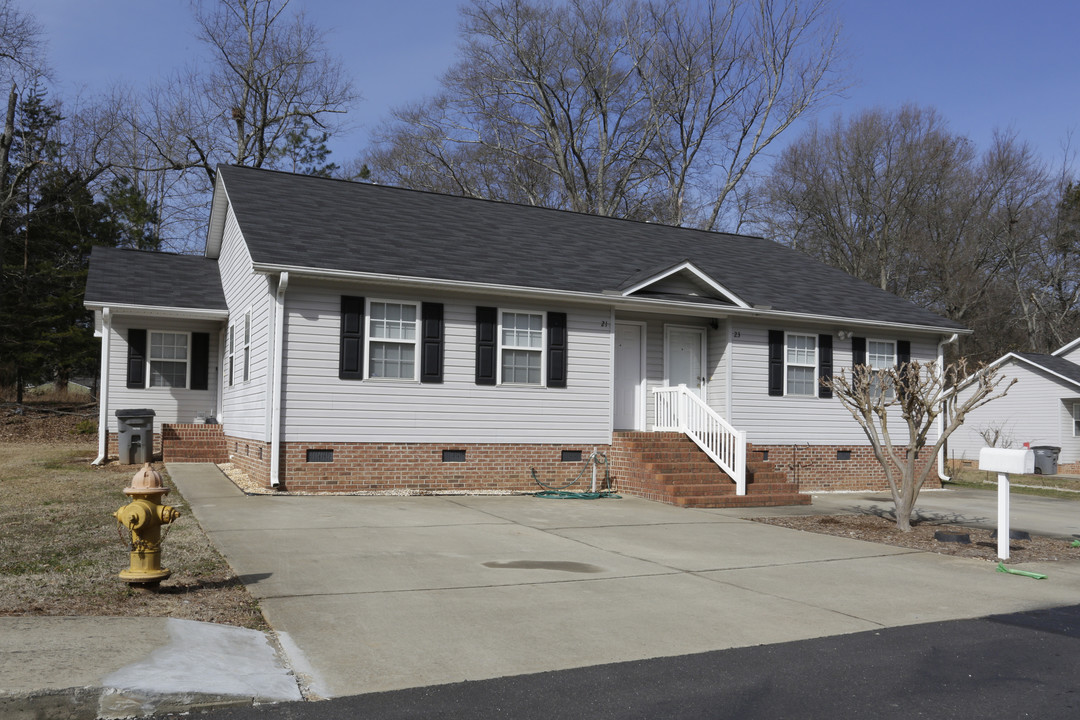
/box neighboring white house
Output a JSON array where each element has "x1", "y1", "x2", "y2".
[
  {"x1": 84, "y1": 165, "x2": 968, "y2": 504},
  {"x1": 949, "y1": 342, "x2": 1080, "y2": 474}
]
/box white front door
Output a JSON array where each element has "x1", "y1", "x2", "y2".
[
  {"x1": 614, "y1": 322, "x2": 644, "y2": 430},
  {"x1": 666, "y1": 326, "x2": 706, "y2": 399}
]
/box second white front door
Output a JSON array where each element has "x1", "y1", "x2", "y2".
[{"x1": 665, "y1": 326, "x2": 706, "y2": 399}]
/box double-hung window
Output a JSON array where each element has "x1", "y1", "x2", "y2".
[
  {"x1": 500, "y1": 311, "x2": 544, "y2": 385},
  {"x1": 367, "y1": 300, "x2": 418, "y2": 380},
  {"x1": 149, "y1": 331, "x2": 189, "y2": 388},
  {"x1": 785, "y1": 333, "x2": 817, "y2": 396},
  {"x1": 867, "y1": 339, "x2": 897, "y2": 401},
  {"x1": 1073, "y1": 405, "x2": 1080, "y2": 437}
]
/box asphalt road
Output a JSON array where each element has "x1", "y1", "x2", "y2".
[{"x1": 190, "y1": 603, "x2": 1080, "y2": 719}]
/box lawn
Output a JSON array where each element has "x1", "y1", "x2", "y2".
[{"x1": 0, "y1": 439, "x2": 266, "y2": 630}]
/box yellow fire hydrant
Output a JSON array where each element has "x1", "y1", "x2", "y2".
[{"x1": 114, "y1": 463, "x2": 180, "y2": 586}]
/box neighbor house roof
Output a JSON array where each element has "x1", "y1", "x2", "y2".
[
  {"x1": 84, "y1": 246, "x2": 227, "y2": 312},
  {"x1": 1011, "y1": 352, "x2": 1080, "y2": 390},
  {"x1": 209, "y1": 165, "x2": 965, "y2": 331}
]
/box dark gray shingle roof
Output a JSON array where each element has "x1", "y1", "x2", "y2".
[
  {"x1": 1014, "y1": 352, "x2": 1080, "y2": 387},
  {"x1": 85, "y1": 246, "x2": 227, "y2": 311},
  {"x1": 217, "y1": 165, "x2": 965, "y2": 330}
]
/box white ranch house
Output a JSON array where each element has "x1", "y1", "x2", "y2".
[{"x1": 84, "y1": 165, "x2": 967, "y2": 507}]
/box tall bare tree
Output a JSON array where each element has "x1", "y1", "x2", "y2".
[
  {"x1": 119, "y1": 0, "x2": 357, "y2": 249},
  {"x1": 368, "y1": 0, "x2": 844, "y2": 228}
]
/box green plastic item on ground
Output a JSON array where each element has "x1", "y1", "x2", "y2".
[
  {"x1": 1071, "y1": 540, "x2": 1080, "y2": 547},
  {"x1": 996, "y1": 562, "x2": 1047, "y2": 580}
]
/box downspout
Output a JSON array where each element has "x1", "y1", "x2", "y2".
[
  {"x1": 269, "y1": 272, "x2": 288, "y2": 487},
  {"x1": 92, "y1": 308, "x2": 111, "y2": 465},
  {"x1": 936, "y1": 333, "x2": 960, "y2": 482}
]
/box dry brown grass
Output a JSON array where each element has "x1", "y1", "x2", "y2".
[{"x1": 0, "y1": 440, "x2": 267, "y2": 630}]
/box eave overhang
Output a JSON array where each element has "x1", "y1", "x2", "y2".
[{"x1": 251, "y1": 262, "x2": 969, "y2": 337}]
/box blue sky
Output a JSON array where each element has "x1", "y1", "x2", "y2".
[{"x1": 33, "y1": 0, "x2": 1080, "y2": 174}]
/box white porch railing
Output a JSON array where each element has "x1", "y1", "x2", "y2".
[{"x1": 653, "y1": 385, "x2": 746, "y2": 495}]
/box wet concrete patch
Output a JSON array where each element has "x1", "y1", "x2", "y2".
[{"x1": 483, "y1": 560, "x2": 603, "y2": 573}]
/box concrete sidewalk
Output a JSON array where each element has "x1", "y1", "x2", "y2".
[
  {"x1": 0, "y1": 616, "x2": 301, "y2": 718},
  {"x1": 170, "y1": 464, "x2": 1080, "y2": 699}
]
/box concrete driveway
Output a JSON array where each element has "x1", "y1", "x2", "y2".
[{"x1": 169, "y1": 465, "x2": 1080, "y2": 699}]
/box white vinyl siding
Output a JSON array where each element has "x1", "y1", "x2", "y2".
[
  {"x1": 950, "y1": 361, "x2": 1080, "y2": 466},
  {"x1": 104, "y1": 317, "x2": 220, "y2": 432},
  {"x1": 730, "y1": 323, "x2": 938, "y2": 446},
  {"x1": 217, "y1": 206, "x2": 273, "y2": 441},
  {"x1": 279, "y1": 281, "x2": 611, "y2": 444}
]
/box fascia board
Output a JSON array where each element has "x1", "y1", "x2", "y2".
[
  {"x1": 84, "y1": 302, "x2": 229, "y2": 321},
  {"x1": 1052, "y1": 337, "x2": 1080, "y2": 357},
  {"x1": 204, "y1": 173, "x2": 230, "y2": 259},
  {"x1": 253, "y1": 262, "x2": 968, "y2": 336},
  {"x1": 619, "y1": 260, "x2": 750, "y2": 308}
]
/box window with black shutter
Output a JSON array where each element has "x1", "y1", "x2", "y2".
[
  {"x1": 339, "y1": 296, "x2": 364, "y2": 379},
  {"x1": 420, "y1": 302, "x2": 444, "y2": 383},
  {"x1": 475, "y1": 306, "x2": 497, "y2": 385},
  {"x1": 127, "y1": 329, "x2": 146, "y2": 389},
  {"x1": 546, "y1": 311, "x2": 567, "y2": 388}
]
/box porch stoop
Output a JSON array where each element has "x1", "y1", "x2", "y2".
[{"x1": 611, "y1": 432, "x2": 811, "y2": 508}]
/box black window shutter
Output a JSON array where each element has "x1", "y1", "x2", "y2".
[
  {"x1": 420, "y1": 302, "x2": 444, "y2": 383},
  {"x1": 127, "y1": 329, "x2": 146, "y2": 389},
  {"x1": 339, "y1": 296, "x2": 364, "y2": 380},
  {"x1": 475, "y1": 306, "x2": 497, "y2": 385},
  {"x1": 818, "y1": 333, "x2": 833, "y2": 399},
  {"x1": 547, "y1": 311, "x2": 568, "y2": 388},
  {"x1": 767, "y1": 330, "x2": 783, "y2": 396},
  {"x1": 897, "y1": 339, "x2": 912, "y2": 398},
  {"x1": 852, "y1": 336, "x2": 866, "y2": 367},
  {"x1": 191, "y1": 332, "x2": 210, "y2": 390},
  {"x1": 897, "y1": 340, "x2": 911, "y2": 366}
]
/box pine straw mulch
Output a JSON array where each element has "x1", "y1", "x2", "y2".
[{"x1": 753, "y1": 513, "x2": 1080, "y2": 565}]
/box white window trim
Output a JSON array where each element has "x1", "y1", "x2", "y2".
[
  {"x1": 784, "y1": 332, "x2": 818, "y2": 397},
  {"x1": 364, "y1": 298, "x2": 420, "y2": 382},
  {"x1": 146, "y1": 330, "x2": 191, "y2": 390},
  {"x1": 226, "y1": 323, "x2": 234, "y2": 388},
  {"x1": 498, "y1": 309, "x2": 547, "y2": 387},
  {"x1": 242, "y1": 308, "x2": 252, "y2": 383}
]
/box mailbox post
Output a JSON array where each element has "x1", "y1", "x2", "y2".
[{"x1": 978, "y1": 448, "x2": 1034, "y2": 560}]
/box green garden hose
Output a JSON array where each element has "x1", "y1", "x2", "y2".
[
  {"x1": 996, "y1": 562, "x2": 1047, "y2": 580},
  {"x1": 531, "y1": 452, "x2": 619, "y2": 499}
]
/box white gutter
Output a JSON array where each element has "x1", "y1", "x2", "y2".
[
  {"x1": 268, "y1": 272, "x2": 289, "y2": 487},
  {"x1": 92, "y1": 308, "x2": 111, "y2": 465},
  {"x1": 83, "y1": 302, "x2": 229, "y2": 321},
  {"x1": 250, "y1": 262, "x2": 971, "y2": 337},
  {"x1": 936, "y1": 333, "x2": 960, "y2": 482}
]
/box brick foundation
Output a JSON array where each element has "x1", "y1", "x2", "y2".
[
  {"x1": 162, "y1": 424, "x2": 228, "y2": 463},
  {"x1": 225, "y1": 436, "x2": 273, "y2": 486},
  {"x1": 749, "y1": 443, "x2": 942, "y2": 492},
  {"x1": 222, "y1": 440, "x2": 610, "y2": 493}
]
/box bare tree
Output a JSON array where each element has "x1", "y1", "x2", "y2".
[
  {"x1": 368, "y1": 0, "x2": 844, "y2": 228},
  {"x1": 118, "y1": 0, "x2": 357, "y2": 249},
  {"x1": 824, "y1": 360, "x2": 1014, "y2": 532}
]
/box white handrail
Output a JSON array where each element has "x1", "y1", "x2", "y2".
[{"x1": 653, "y1": 385, "x2": 746, "y2": 495}]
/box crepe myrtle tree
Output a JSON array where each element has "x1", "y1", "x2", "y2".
[{"x1": 823, "y1": 359, "x2": 1015, "y2": 532}]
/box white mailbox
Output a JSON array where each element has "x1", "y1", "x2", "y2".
[{"x1": 978, "y1": 448, "x2": 1034, "y2": 475}]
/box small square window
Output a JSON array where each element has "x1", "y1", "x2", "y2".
[
  {"x1": 561, "y1": 450, "x2": 582, "y2": 462},
  {"x1": 442, "y1": 449, "x2": 467, "y2": 462},
  {"x1": 837, "y1": 450, "x2": 852, "y2": 461}
]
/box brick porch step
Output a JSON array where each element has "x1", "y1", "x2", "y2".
[{"x1": 613, "y1": 431, "x2": 811, "y2": 509}]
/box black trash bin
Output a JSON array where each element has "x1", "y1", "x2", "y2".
[
  {"x1": 115, "y1": 409, "x2": 156, "y2": 465},
  {"x1": 1031, "y1": 445, "x2": 1060, "y2": 475}
]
